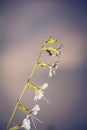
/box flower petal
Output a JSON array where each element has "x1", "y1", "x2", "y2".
[
  {"x1": 53, "y1": 69, "x2": 56, "y2": 75},
  {"x1": 37, "y1": 92, "x2": 44, "y2": 100},
  {"x1": 49, "y1": 70, "x2": 52, "y2": 78},
  {"x1": 32, "y1": 110, "x2": 38, "y2": 115},
  {"x1": 52, "y1": 61, "x2": 58, "y2": 69},
  {"x1": 41, "y1": 83, "x2": 48, "y2": 90},
  {"x1": 34, "y1": 95, "x2": 38, "y2": 101},
  {"x1": 34, "y1": 91, "x2": 44, "y2": 101},
  {"x1": 22, "y1": 118, "x2": 31, "y2": 130},
  {"x1": 33, "y1": 104, "x2": 40, "y2": 111},
  {"x1": 31, "y1": 105, "x2": 40, "y2": 115}
]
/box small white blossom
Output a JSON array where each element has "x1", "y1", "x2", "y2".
[
  {"x1": 52, "y1": 50, "x2": 59, "y2": 57},
  {"x1": 34, "y1": 83, "x2": 48, "y2": 101},
  {"x1": 34, "y1": 90, "x2": 44, "y2": 101},
  {"x1": 31, "y1": 104, "x2": 40, "y2": 115},
  {"x1": 52, "y1": 45, "x2": 62, "y2": 57},
  {"x1": 22, "y1": 105, "x2": 43, "y2": 129},
  {"x1": 49, "y1": 61, "x2": 58, "y2": 78},
  {"x1": 21, "y1": 115, "x2": 31, "y2": 130}
]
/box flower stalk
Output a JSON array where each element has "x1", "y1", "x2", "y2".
[
  {"x1": 7, "y1": 36, "x2": 62, "y2": 130},
  {"x1": 7, "y1": 48, "x2": 43, "y2": 129}
]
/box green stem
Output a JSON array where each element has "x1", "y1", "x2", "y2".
[
  {"x1": 7, "y1": 83, "x2": 28, "y2": 130},
  {"x1": 29, "y1": 50, "x2": 42, "y2": 79},
  {"x1": 7, "y1": 105, "x2": 18, "y2": 130},
  {"x1": 7, "y1": 47, "x2": 43, "y2": 130}
]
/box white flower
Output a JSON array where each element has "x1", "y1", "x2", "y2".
[
  {"x1": 21, "y1": 105, "x2": 43, "y2": 130},
  {"x1": 52, "y1": 44, "x2": 62, "y2": 57},
  {"x1": 34, "y1": 83, "x2": 48, "y2": 101},
  {"x1": 49, "y1": 61, "x2": 58, "y2": 78},
  {"x1": 21, "y1": 115, "x2": 31, "y2": 130},
  {"x1": 31, "y1": 104, "x2": 40, "y2": 115},
  {"x1": 52, "y1": 50, "x2": 59, "y2": 57}
]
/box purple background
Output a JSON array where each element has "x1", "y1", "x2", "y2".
[{"x1": 0, "y1": 0, "x2": 87, "y2": 130}]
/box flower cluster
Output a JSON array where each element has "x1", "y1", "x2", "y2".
[
  {"x1": 21, "y1": 104, "x2": 42, "y2": 130},
  {"x1": 8, "y1": 37, "x2": 62, "y2": 130}
]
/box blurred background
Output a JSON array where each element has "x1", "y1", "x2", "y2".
[{"x1": 0, "y1": 0, "x2": 87, "y2": 130}]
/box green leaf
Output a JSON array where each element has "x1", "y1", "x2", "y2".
[
  {"x1": 9, "y1": 125, "x2": 20, "y2": 130},
  {"x1": 17, "y1": 103, "x2": 29, "y2": 113},
  {"x1": 45, "y1": 37, "x2": 57, "y2": 44}
]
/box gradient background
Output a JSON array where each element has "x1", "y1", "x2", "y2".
[{"x1": 0, "y1": 0, "x2": 87, "y2": 130}]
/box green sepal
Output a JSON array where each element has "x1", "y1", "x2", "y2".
[
  {"x1": 37, "y1": 62, "x2": 50, "y2": 68},
  {"x1": 45, "y1": 37, "x2": 57, "y2": 44},
  {"x1": 17, "y1": 103, "x2": 29, "y2": 113},
  {"x1": 27, "y1": 82, "x2": 40, "y2": 91},
  {"x1": 42, "y1": 47, "x2": 57, "y2": 52},
  {"x1": 9, "y1": 125, "x2": 21, "y2": 130}
]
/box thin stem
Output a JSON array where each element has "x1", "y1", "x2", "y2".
[
  {"x1": 7, "y1": 105, "x2": 18, "y2": 130},
  {"x1": 7, "y1": 83, "x2": 28, "y2": 130},
  {"x1": 29, "y1": 50, "x2": 42, "y2": 79},
  {"x1": 7, "y1": 46, "x2": 43, "y2": 130}
]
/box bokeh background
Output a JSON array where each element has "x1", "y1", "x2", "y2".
[{"x1": 0, "y1": 0, "x2": 87, "y2": 130}]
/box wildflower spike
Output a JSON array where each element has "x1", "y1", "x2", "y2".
[{"x1": 7, "y1": 37, "x2": 62, "y2": 130}]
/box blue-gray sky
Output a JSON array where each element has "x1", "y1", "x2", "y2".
[{"x1": 0, "y1": 0, "x2": 87, "y2": 130}]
